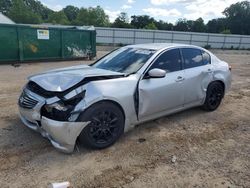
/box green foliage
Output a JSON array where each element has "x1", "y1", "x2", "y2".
[
  {"x1": 223, "y1": 1, "x2": 250, "y2": 35},
  {"x1": 1, "y1": 0, "x2": 250, "y2": 36},
  {"x1": 2, "y1": 0, "x2": 52, "y2": 22},
  {"x1": 174, "y1": 18, "x2": 206, "y2": 32},
  {"x1": 8, "y1": 0, "x2": 42, "y2": 24},
  {"x1": 207, "y1": 18, "x2": 228, "y2": 33},
  {"x1": 48, "y1": 11, "x2": 69, "y2": 25},
  {"x1": 174, "y1": 19, "x2": 190, "y2": 31},
  {"x1": 221, "y1": 29, "x2": 231, "y2": 34},
  {"x1": 75, "y1": 6, "x2": 109, "y2": 27},
  {"x1": 112, "y1": 12, "x2": 132, "y2": 28},
  {"x1": 24, "y1": 0, "x2": 53, "y2": 20},
  {"x1": 144, "y1": 22, "x2": 158, "y2": 30},
  {"x1": 154, "y1": 20, "x2": 173, "y2": 30},
  {"x1": 63, "y1": 5, "x2": 79, "y2": 22},
  {"x1": 192, "y1": 18, "x2": 206, "y2": 32},
  {"x1": 0, "y1": 0, "x2": 12, "y2": 15},
  {"x1": 131, "y1": 15, "x2": 173, "y2": 30},
  {"x1": 131, "y1": 15, "x2": 155, "y2": 29}
]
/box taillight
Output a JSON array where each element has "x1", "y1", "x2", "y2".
[{"x1": 229, "y1": 65, "x2": 232, "y2": 71}]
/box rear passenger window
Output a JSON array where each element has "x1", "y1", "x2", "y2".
[
  {"x1": 150, "y1": 49, "x2": 182, "y2": 72},
  {"x1": 182, "y1": 48, "x2": 203, "y2": 69},
  {"x1": 202, "y1": 51, "x2": 211, "y2": 65}
]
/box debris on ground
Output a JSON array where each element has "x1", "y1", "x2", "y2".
[
  {"x1": 11, "y1": 64, "x2": 21, "y2": 68},
  {"x1": 48, "y1": 181, "x2": 70, "y2": 188},
  {"x1": 138, "y1": 138, "x2": 146, "y2": 143},
  {"x1": 2, "y1": 127, "x2": 12, "y2": 131},
  {"x1": 171, "y1": 155, "x2": 177, "y2": 163}
]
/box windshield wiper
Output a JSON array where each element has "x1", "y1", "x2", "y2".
[{"x1": 125, "y1": 72, "x2": 137, "y2": 77}]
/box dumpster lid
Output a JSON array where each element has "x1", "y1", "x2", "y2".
[
  {"x1": 40, "y1": 24, "x2": 95, "y2": 30},
  {"x1": 15, "y1": 23, "x2": 95, "y2": 31},
  {"x1": 76, "y1": 26, "x2": 95, "y2": 30}
]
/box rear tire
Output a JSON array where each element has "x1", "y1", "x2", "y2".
[
  {"x1": 78, "y1": 101, "x2": 125, "y2": 149},
  {"x1": 202, "y1": 82, "x2": 224, "y2": 111}
]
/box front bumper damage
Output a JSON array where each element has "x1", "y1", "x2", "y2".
[
  {"x1": 18, "y1": 89, "x2": 89, "y2": 153},
  {"x1": 19, "y1": 107, "x2": 89, "y2": 153}
]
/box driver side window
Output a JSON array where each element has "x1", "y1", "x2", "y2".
[{"x1": 149, "y1": 49, "x2": 182, "y2": 73}]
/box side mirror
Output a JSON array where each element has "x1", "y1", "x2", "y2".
[{"x1": 147, "y1": 68, "x2": 166, "y2": 78}]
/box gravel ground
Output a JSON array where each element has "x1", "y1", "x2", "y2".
[{"x1": 0, "y1": 50, "x2": 249, "y2": 188}]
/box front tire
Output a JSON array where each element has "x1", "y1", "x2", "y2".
[
  {"x1": 78, "y1": 101, "x2": 125, "y2": 149},
  {"x1": 202, "y1": 82, "x2": 224, "y2": 111}
]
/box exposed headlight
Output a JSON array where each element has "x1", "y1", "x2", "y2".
[
  {"x1": 45, "y1": 102, "x2": 68, "y2": 112},
  {"x1": 43, "y1": 102, "x2": 73, "y2": 121},
  {"x1": 41, "y1": 90, "x2": 86, "y2": 121},
  {"x1": 45, "y1": 90, "x2": 86, "y2": 112}
]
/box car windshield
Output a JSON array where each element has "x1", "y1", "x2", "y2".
[{"x1": 91, "y1": 47, "x2": 156, "y2": 74}]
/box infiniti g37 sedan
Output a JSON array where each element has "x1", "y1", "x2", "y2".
[{"x1": 18, "y1": 43, "x2": 232, "y2": 153}]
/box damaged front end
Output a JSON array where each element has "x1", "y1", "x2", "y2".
[
  {"x1": 18, "y1": 65, "x2": 126, "y2": 153},
  {"x1": 18, "y1": 82, "x2": 90, "y2": 153}
]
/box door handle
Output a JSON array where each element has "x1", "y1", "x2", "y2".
[
  {"x1": 207, "y1": 69, "x2": 213, "y2": 73},
  {"x1": 176, "y1": 76, "x2": 185, "y2": 82},
  {"x1": 202, "y1": 69, "x2": 213, "y2": 74}
]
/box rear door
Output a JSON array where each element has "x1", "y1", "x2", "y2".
[
  {"x1": 138, "y1": 48, "x2": 185, "y2": 120},
  {"x1": 181, "y1": 48, "x2": 213, "y2": 105}
]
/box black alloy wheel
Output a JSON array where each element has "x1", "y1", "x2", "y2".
[
  {"x1": 78, "y1": 101, "x2": 125, "y2": 149},
  {"x1": 202, "y1": 82, "x2": 224, "y2": 111}
]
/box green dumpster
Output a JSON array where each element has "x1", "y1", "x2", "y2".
[{"x1": 0, "y1": 24, "x2": 96, "y2": 63}]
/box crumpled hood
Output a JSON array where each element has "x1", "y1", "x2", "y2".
[{"x1": 29, "y1": 65, "x2": 124, "y2": 92}]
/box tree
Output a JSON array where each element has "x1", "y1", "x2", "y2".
[
  {"x1": 130, "y1": 15, "x2": 155, "y2": 29},
  {"x1": 1, "y1": 0, "x2": 52, "y2": 22},
  {"x1": 48, "y1": 11, "x2": 69, "y2": 25},
  {"x1": 144, "y1": 22, "x2": 157, "y2": 30},
  {"x1": 24, "y1": 0, "x2": 53, "y2": 20},
  {"x1": 174, "y1": 19, "x2": 190, "y2": 31},
  {"x1": 223, "y1": 1, "x2": 250, "y2": 35},
  {"x1": 75, "y1": 6, "x2": 110, "y2": 26},
  {"x1": 154, "y1": 20, "x2": 173, "y2": 31},
  {"x1": 207, "y1": 18, "x2": 228, "y2": 33},
  {"x1": 192, "y1": 18, "x2": 206, "y2": 32},
  {"x1": 63, "y1": 5, "x2": 79, "y2": 22},
  {"x1": 0, "y1": 0, "x2": 12, "y2": 15},
  {"x1": 112, "y1": 12, "x2": 132, "y2": 28},
  {"x1": 2, "y1": 0, "x2": 250, "y2": 35},
  {"x1": 220, "y1": 29, "x2": 231, "y2": 34},
  {"x1": 8, "y1": 0, "x2": 42, "y2": 24}
]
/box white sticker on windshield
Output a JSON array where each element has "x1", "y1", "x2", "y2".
[{"x1": 135, "y1": 49, "x2": 153, "y2": 55}]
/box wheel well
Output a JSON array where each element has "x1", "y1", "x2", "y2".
[
  {"x1": 101, "y1": 100, "x2": 126, "y2": 120},
  {"x1": 79, "y1": 99, "x2": 126, "y2": 121}
]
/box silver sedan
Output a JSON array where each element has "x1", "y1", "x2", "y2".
[{"x1": 18, "y1": 43, "x2": 232, "y2": 153}]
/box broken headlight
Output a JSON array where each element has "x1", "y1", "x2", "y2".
[
  {"x1": 42, "y1": 91, "x2": 86, "y2": 121},
  {"x1": 45, "y1": 102, "x2": 69, "y2": 112},
  {"x1": 43, "y1": 102, "x2": 73, "y2": 121}
]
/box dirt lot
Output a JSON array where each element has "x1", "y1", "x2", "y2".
[{"x1": 0, "y1": 50, "x2": 249, "y2": 188}]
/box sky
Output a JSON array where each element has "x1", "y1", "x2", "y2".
[{"x1": 40, "y1": 0, "x2": 244, "y2": 23}]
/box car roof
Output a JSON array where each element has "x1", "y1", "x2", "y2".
[{"x1": 126, "y1": 43, "x2": 202, "y2": 51}]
